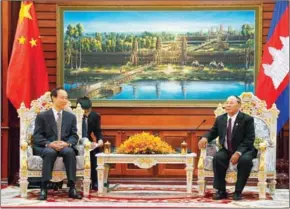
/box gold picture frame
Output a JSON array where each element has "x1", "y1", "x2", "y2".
[{"x1": 57, "y1": 5, "x2": 262, "y2": 107}]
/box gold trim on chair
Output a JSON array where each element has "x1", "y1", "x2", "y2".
[
  {"x1": 18, "y1": 92, "x2": 90, "y2": 198},
  {"x1": 197, "y1": 92, "x2": 279, "y2": 199}
]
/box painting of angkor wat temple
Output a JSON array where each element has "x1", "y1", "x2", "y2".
[{"x1": 60, "y1": 9, "x2": 260, "y2": 101}]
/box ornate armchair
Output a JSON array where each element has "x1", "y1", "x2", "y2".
[
  {"x1": 18, "y1": 92, "x2": 92, "y2": 198},
  {"x1": 197, "y1": 92, "x2": 279, "y2": 199}
]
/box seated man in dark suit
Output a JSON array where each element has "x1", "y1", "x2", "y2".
[
  {"x1": 33, "y1": 87, "x2": 82, "y2": 200},
  {"x1": 198, "y1": 95, "x2": 256, "y2": 201},
  {"x1": 76, "y1": 96, "x2": 103, "y2": 190}
]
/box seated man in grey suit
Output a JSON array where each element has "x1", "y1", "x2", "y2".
[{"x1": 33, "y1": 87, "x2": 82, "y2": 200}]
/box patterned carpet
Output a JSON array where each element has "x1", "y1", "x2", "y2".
[{"x1": 1, "y1": 184, "x2": 289, "y2": 208}]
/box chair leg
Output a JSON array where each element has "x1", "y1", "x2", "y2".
[
  {"x1": 76, "y1": 179, "x2": 82, "y2": 191},
  {"x1": 269, "y1": 179, "x2": 276, "y2": 195},
  {"x1": 97, "y1": 166, "x2": 105, "y2": 196},
  {"x1": 83, "y1": 178, "x2": 91, "y2": 197},
  {"x1": 257, "y1": 181, "x2": 267, "y2": 200},
  {"x1": 19, "y1": 178, "x2": 29, "y2": 198},
  {"x1": 197, "y1": 179, "x2": 206, "y2": 197},
  {"x1": 104, "y1": 165, "x2": 110, "y2": 193}
]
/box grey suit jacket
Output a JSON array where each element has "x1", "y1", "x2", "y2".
[{"x1": 32, "y1": 109, "x2": 79, "y2": 155}]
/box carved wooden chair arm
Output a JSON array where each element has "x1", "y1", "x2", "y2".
[
  {"x1": 198, "y1": 148, "x2": 206, "y2": 169},
  {"x1": 83, "y1": 140, "x2": 92, "y2": 170},
  {"x1": 20, "y1": 141, "x2": 28, "y2": 170},
  {"x1": 258, "y1": 142, "x2": 267, "y2": 172}
]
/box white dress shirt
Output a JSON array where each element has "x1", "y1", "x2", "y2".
[
  {"x1": 52, "y1": 108, "x2": 63, "y2": 122},
  {"x1": 45, "y1": 108, "x2": 63, "y2": 147}
]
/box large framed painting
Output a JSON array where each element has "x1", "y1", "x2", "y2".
[{"x1": 57, "y1": 5, "x2": 262, "y2": 107}]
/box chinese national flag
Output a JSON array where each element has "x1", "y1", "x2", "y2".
[{"x1": 6, "y1": 1, "x2": 49, "y2": 109}]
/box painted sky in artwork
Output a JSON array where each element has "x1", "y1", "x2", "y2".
[{"x1": 64, "y1": 10, "x2": 255, "y2": 33}]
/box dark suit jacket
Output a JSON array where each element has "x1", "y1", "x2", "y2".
[
  {"x1": 86, "y1": 111, "x2": 103, "y2": 142},
  {"x1": 204, "y1": 111, "x2": 256, "y2": 155},
  {"x1": 32, "y1": 109, "x2": 79, "y2": 155}
]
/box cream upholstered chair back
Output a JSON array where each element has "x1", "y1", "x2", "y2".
[
  {"x1": 18, "y1": 92, "x2": 83, "y2": 145},
  {"x1": 213, "y1": 92, "x2": 279, "y2": 172},
  {"x1": 214, "y1": 92, "x2": 279, "y2": 144}
]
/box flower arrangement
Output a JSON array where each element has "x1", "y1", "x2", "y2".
[
  {"x1": 254, "y1": 137, "x2": 266, "y2": 150},
  {"x1": 117, "y1": 132, "x2": 176, "y2": 154}
]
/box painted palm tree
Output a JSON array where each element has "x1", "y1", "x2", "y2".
[
  {"x1": 72, "y1": 25, "x2": 80, "y2": 69},
  {"x1": 154, "y1": 37, "x2": 162, "y2": 64},
  {"x1": 131, "y1": 38, "x2": 139, "y2": 65},
  {"x1": 181, "y1": 37, "x2": 187, "y2": 65},
  {"x1": 241, "y1": 24, "x2": 255, "y2": 69},
  {"x1": 64, "y1": 39, "x2": 72, "y2": 67},
  {"x1": 65, "y1": 24, "x2": 75, "y2": 69},
  {"x1": 76, "y1": 23, "x2": 84, "y2": 69}
]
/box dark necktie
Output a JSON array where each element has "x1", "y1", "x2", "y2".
[
  {"x1": 227, "y1": 118, "x2": 232, "y2": 152},
  {"x1": 82, "y1": 116, "x2": 88, "y2": 138}
]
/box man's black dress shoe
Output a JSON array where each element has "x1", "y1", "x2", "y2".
[
  {"x1": 233, "y1": 191, "x2": 242, "y2": 200},
  {"x1": 68, "y1": 187, "x2": 82, "y2": 199},
  {"x1": 38, "y1": 188, "x2": 47, "y2": 200},
  {"x1": 213, "y1": 190, "x2": 228, "y2": 200}
]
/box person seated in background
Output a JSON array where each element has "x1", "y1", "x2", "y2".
[
  {"x1": 198, "y1": 95, "x2": 256, "y2": 201},
  {"x1": 76, "y1": 96, "x2": 104, "y2": 190},
  {"x1": 33, "y1": 87, "x2": 82, "y2": 200}
]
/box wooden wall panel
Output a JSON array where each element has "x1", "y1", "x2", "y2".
[
  {"x1": 158, "y1": 131, "x2": 193, "y2": 176},
  {"x1": 31, "y1": 0, "x2": 279, "y2": 177},
  {"x1": 1, "y1": 0, "x2": 11, "y2": 183},
  {"x1": 1, "y1": 0, "x2": 21, "y2": 184},
  {"x1": 33, "y1": 0, "x2": 265, "y2": 175},
  {"x1": 2, "y1": 0, "x2": 288, "y2": 182},
  {"x1": 102, "y1": 131, "x2": 122, "y2": 175},
  {"x1": 102, "y1": 115, "x2": 214, "y2": 129}
]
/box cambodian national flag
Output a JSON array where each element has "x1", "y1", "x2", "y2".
[{"x1": 256, "y1": 1, "x2": 289, "y2": 132}]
